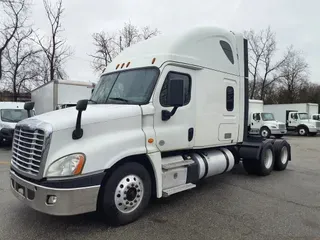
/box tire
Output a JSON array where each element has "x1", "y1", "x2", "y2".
[
  {"x1": 297, "y1": 126, "x2": 308, "y2": 136},
  {"x1": 99, "y1": 162, "x2": 151, "y2": 226},
  {"x1": 260, "y1": 127, "x2": 271, "y2": 138},
  {"x1": 273, "y1": 140, "x2": 290, "y2": 171},
  {"x1": 256, "y1": 143, "x2": 275, "y2": 176},
  {"x1": 274, "y1": 135, "x2": 283, "y2": 139}
]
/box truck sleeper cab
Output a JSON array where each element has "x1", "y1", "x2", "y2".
[{"x1": 9, "y1": 26, "x2": 292, "y2": 226}]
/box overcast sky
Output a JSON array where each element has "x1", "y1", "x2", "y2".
[{"x1": 31, "y1": 0, "x2": 320, "y2": 84}]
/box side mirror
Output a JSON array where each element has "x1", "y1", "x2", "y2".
[
  {"x1": 73, "y1": 99, "x2": 89, "y2": 140},
  {"x1": 167, "y1": 79, "x2": 185, "y2": 107},
  {"x1": 24, "y1": 101, "x2": 35, "y2": 118},
  {"x1": 76, "y1": 99, "x2": 88, "y2": 111},
  {"x1": 162, "y1": 79, "x2": 185, "y2": 121}
]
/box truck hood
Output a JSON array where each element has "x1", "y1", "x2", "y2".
[
  {"x1": 19, "y1": 104, "x2": 142, "y2": 131},
  {"x1": 264, "y1": 120, "x2": 285, "y2": 126},
  {"x1": 0, "y1": 121, "x2": 17, "y2": 130}
]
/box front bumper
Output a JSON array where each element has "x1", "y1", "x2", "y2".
[
  {"x1": 270, "y1": 129, "x2": 287, "y2": 135},
  {"x1": 10, "y1": 170, "x2": 102, "y2": 216},
  {"x1": 0, "y1": 128, "x2": 14, "y2": 142}
]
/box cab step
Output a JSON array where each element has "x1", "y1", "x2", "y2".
[
  {"x1": 162, "y1": 183, "x2": 196, "y2": 197},
  {"x1": 162, "y1": 160, "x2": 194, "y2": 170}
]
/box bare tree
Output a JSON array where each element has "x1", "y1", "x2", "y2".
[
  {"x1": 245, "y1": 26, "x2": 288, "y2": 100},
  {"x1": 89, "y1": 32, "x2": 117, "y2": 72},
  {"x1": 140, "y1": 26, "x2": 160, "y2": 40},
  {"x1": 35, "y1": 0, "x2": 72, "y2": 82},
  {"x1": 90, "y1": 22, "x2": 159, "y2": 72},
  {"x1": 278, "y1": 48, "x2": 309, "y2": 103},
  {"x1": 0, "y1": 0, "x2": 29, "y2": 80},
  {"x1": 3, "y1": 28, "x2": 41, "y2": 100}
]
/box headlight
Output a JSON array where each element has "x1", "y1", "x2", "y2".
[
  {"x1": 46, "y1": 153, "x2": 85, "y2": 177},
  {"x1": 270, "y1": 125, "x2": 277, "y2": 128}
]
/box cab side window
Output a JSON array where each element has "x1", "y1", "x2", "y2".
[
  {"x1": 160, "y1": 72, "x2": 191, "y2": 107},
  {"x1": 253, "y1": 113, "x2": 261, "y2": 121}
]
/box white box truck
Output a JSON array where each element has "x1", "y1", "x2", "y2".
[
  {"x1": 0, "y1": 102, "x2": 35, "y2": 144},
  {"x1": 31, "y1": 80, "x2": 95, "y2": 115},
  {"x1": 248, "y1": 99, "x2": 287, "y2": 138},
  {"x1": 264, "y1": 103, "x2": 320, "y2": 136},
  {"x1": 9, "y1": 26, "x2": 292, "y2": 226}
]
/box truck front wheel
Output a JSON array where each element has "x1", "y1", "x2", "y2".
[
  {"x1": 99, "y1": 162, "x2": 151, "y2": 226},
  {"x1": 297, "y1": 126, "x2": 308, "y2": 136},
  {"x1": 260, "y1": 127, "x2": 271, "y2": 138}
]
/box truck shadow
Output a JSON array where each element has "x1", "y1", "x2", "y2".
[{"x1": 4, "y1": 164, "x2": 258, "y2": 237}]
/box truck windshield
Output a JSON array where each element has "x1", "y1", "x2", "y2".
[
  {"x1": 90, "y1": 68, "x2": 159, "y2": 104},
  {"x1": 261, "y1": 113, "x2": 275, "y2": 121},
  {"x1": 299, "y1": 113, "x2": 309, "y2": 120},
  {"x1": 1, "y1": 109, "x2": 34, "y2": 123}
]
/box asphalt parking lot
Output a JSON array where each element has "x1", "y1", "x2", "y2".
[{"x1": 0, "y1": 136, "x2": 320, "y2": 240}]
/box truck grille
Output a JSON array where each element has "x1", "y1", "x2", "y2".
[
  {"x1": 316, "y1": 122, "x2": 320, "y2": 128},
  {"x1": 278, "y1": 124, "x2": 286, "y2": 129},
  {"x1": 11, "y1": 127, "x2": 45, "y2": 176}
]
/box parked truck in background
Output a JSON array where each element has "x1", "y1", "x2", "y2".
[
  {"x1": 264, "y1": 103, "x2": 320, "y2": 136},
  {"x1": 0, "y1": 102, "x2": 35, "y2": 145},
  {"x1": 31, "y1": 80, "x2": 95, "y2": 115},
  {"x1": 9, "y1": 26, "x2": 292, "y2": 226},
  {"x1": 248, "y1": 99, "x2": 287, "y2": 138}
]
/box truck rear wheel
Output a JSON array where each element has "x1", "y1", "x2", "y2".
[
  {"x1": 260, "y1": 127, "x2": 271, "y2": 138},
  {"x1": 99, "y1": 162, "x2": 151, "y2": 226},
  {"x1": 256, "y1": 143, "x2": 275, "y2": 176},
  {"x1": 242, "y1": 143, "x2": 275, "y2": 176},
  {"x1": 297, "y1": 126, "x2": 308, "y2": 136},
  {"x1": 273, "y1": 141, "x2": 290, "y2": 171}
]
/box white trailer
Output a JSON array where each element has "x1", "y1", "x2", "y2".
[
  {"x1": 248, "y1": 99, "x2": 287, "y2": 138},
  {"x1": 264, "y1": 103, "x2": 320, "y2": 136},
  {"x1": 31, "y1": 80, "x2": 95, "y2": 115},
  {"x1": 0, "y1": 102, "x2": 35, "y2": 144},
  {"x1": 10, "y1": 26, "x2": 292, "y2": 226}
]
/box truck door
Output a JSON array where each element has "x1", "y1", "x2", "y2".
[
  {"x1": 153, "y1": 66, "x2": 196, "y2": 151},
  {"x1": 250, "y1": 113, "x2": 262, "y2": 134},
  {"x1": 288, "y1": 112, "x2": 299, "y2": 128}
]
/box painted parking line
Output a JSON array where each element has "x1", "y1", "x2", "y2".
[{"x1": 0, "y1": 161, "x2": 9, "y2": 165}]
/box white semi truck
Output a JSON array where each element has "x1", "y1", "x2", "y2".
[
  {"x1": 248, "y1": 100, "x2": 287, "y2": 138},
  {"x1": 0, "y1": 102, "x2": 35, "y2": 144},
  {"x1": 31, "y1": 80, "x2": 95, "y2": 114},
  {"x1": 264, "y1": 103, "x2": 320, "y2": 136},
  {"x1": 9, "y1": 26, "x2": 292, "y2": 226}
]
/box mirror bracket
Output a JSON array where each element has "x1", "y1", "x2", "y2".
[
  {"x1": 72, "y1": 99, "x2": 88, "y2": 140},
  {"x1": 162, "y1": 107, "x2": 178, "y2": 121}
]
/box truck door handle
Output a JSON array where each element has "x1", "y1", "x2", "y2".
[{"x1": 188, "y1": 128, "x2": 194, "y2": 142}]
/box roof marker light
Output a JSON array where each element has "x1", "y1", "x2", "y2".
[
  {"x1": 116, "y1": 64, "x2": 120, "y2": 69},
  {"x1": 121, "y1": 63, "x2": 125, "y2": 68},
  {"x1": 126, "y1": 62, "x2": 131, "y2": 67},
  {"x1": 152, "y1": 58, "x2": 156, "y2": 64}
]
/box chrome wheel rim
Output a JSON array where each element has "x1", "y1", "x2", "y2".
[
  {"x1": 261, "y1": 130, "x2": 269, "y2": 137},
  {"x1": 280, "y1": 146, "x2": 288, "y2": 164},
  {"x1": 114, "y1": 174, "x2": 144, "y2": 214},
  {"x1": 264, "y1": 149, "x2": 273, "y2": 169}
]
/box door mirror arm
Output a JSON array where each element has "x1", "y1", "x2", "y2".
[{"x1": 162, "y1": 107, "x2": 178, "y2": 121}]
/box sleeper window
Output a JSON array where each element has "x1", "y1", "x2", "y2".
[{"x1": 226, "y1": 86, "x2": 234, "y2": 111}]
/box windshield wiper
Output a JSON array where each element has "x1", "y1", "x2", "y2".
[
  {"x1": 88, "y1": 99, "x2": 98, "y2": 104},
  {"x1": 108, "y1": 97, "x2": 130, "y2": 103}
]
